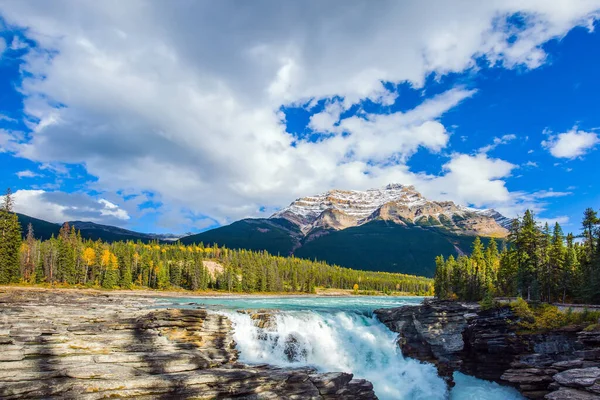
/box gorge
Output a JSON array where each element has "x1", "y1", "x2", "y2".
[
  {"x1": 0, "y1": 288, "x2": 525, "y2": 400},
  {"x1": 375, "y1": 300, "x2": 600, "y2": 399}
]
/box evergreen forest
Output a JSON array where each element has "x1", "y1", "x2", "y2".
[
  {"x1": 0, "y1": 190, "x2": 433, "y2": 295},
  {"x1": 434, "y1": 208, "x2": 600, "y2": 304}
]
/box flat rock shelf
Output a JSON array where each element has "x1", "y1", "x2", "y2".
[{"x1": 0, "y1": 288, "x2": 377, "y2": 399}]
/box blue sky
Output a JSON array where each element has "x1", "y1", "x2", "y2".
[{"x1": 1, "y1": 1, "x2": 600, "y2": 234}]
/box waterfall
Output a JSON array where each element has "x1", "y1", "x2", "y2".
[{"x1": 222, "y1": 310, "x2": 523, "y2": 400}]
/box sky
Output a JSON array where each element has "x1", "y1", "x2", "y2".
[{"x1": 1, "y1": 1, "x2": 600, "y2": 235}]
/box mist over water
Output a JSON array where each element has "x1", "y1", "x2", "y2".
[{"x1": 163, "y1": 296, "x2": 523, "y2": 400}]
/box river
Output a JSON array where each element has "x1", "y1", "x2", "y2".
[{"x1": 161, "y1": 296, "x2": 524, "y2": 400}]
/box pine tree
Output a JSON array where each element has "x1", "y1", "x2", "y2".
[
  {"x1": 434, "y1": 255, "x2": 447, "y2": 299},
  {"x1": 582, "y1": 208, "x2": 598, "y2": 257},
  {"x1": 102, "y1": 252, "x2": 120, "y2": 289},
  {"x1": 548, "y1": 222, "x2": 565, "y2": 303},
  {"x1": 519, "y1": 210, "x2": 540, "y2": 301},
  {"x1": 580, "y1": 208, "x2": 600, "y2": 303},
  {"x1": 0, "y1": 188, "x2": 22, "y2": 284},
  {"x1": 539, "y1": 223, "x2": 552, "y2": 302},
  {"x1": 56, "y1": 223, "x2": 77, "y2": 284},
  {"x1": 470, "y1": 237, "x2": 485, "y2": 299},
  {"x1": 562, "y1": 233, "x2": 578, "y2": 303},
  {"x1": 484, "y1": 238, "x2": 499, "y2": 290},
  {"x1": 23, "y1": 223, "x2": 36, "y2": 282}
]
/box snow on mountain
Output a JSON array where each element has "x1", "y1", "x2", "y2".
[{"x1": 272, "y1": 184, "x2": 511, "y2": 237}]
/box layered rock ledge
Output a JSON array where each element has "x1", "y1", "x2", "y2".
[
  {"x1": 0, "y1": 288, "x2": 376, "y2": 399},
  {"x1": 374, "y1": 300, "x2": 600, "y2": 399}
]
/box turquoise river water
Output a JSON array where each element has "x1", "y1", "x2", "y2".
[{"x1": 160, "y1": 296, "x2": 524, "y2": 400}]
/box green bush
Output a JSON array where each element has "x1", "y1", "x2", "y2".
[
  {"x1": 479, "y1": 292, "x2": 496, "y2": 310},
  {"x1": 510, "y1": 298, "x2": 600, "y2": 331}
]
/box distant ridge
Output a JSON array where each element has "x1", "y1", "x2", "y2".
[{"x1": 16, "y1": 214, "x2": 180, "y2": 243}]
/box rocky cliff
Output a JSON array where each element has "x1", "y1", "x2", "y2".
[
  {"x1": 374, "y1": 300, "x2": 600, "y2": 399},
  {"x1": 0, "y1": 288, "x2": 377, "y2": 399}
]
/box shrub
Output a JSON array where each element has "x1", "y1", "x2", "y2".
[
  {"x1": 479, "y1": 292, "x2": 496, "y2": 311},
  {"x1": 510, "y1": 297, "x2": 534, "y2": 320},
  {"x1": 534, "y1": 305, "x2": 567, "y2": 330},
  {"x1": 510, "y1": 297, "x2": 535, "y2": 329}
]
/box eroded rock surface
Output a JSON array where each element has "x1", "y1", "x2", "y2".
[
  {"x1": 374, "y1": 300, "x2": 600, "y2": 399},
  {"x1": 0, "y1": 288, "x2": 377, "y2": 399}
]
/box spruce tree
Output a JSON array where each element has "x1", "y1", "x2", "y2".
[
  {"x1": 56, "y1": 223, "x2": 77, "y2": 284},
  {"x1": 563, "y1": 233, "x2": 578, "y2": 303},
  {"x1": 0, "y1": 188, "x2": 22, "y2": 284},
  {"x1": 548, "y1": 222, "x2": 565, "y2": 303}
]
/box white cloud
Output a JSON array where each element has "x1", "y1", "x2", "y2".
[
  {"x1": 98, "y1": 199, "x2": 130, "y2": 221},
  {"x1": 0, "y1": 1, "x2": 598, "y2": 226},
  {"x1": 6, "y1": 190, "x2": 130, "y2": 224},
  {"x1": 421, "y1": 153, "x2": 517, "y2": 208},
  {"x1": 529, "y1": 189, "x2": 572, "y2": 199},
  {"x1": 16, "y1": 170, "x2": 41, "y2": 178},
  {"x1": 0, "y1": 37, "x2": 6, "y2": 56},
  {"x1": 542, "y1": 128, "x2": 600, "y2": 158},
  {"x1": 479, "y1": 134, "x2": 517, "y2": 153},
  {"x1": 538, "y1": 216, "x2": 570, "y2": 226},
  {"x1": 0, "y1": 114, "x2": 17, "y2": 122},
  {"x1": 10, "y1": 36, "x2": 27, "y2": 50},
  {"x1": 523, "y1": 161, "x2": 538, "y2": 168}
]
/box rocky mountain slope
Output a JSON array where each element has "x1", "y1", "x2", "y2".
[
  {"x1": 273, "y1": 184, "x2": 509, "y2": 238},
  {"x1": 181, "y1": 185, "x2": 511, "y2": 277}
]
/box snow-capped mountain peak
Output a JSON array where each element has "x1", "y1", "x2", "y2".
[{"x1": 272, "y1": 184, "x2": 510, "y2": 237}]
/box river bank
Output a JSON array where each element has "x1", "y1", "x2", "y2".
[
  {"x1": 0, "y1": 287, "x2": 376, "y2": 399},
  {"x1": 0, "y1": 284, "x2": 425, "y2": 299}
]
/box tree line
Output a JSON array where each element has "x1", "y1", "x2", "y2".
[
  {"x1": 434, "y1": 208, "x2": 600, "y2": 304},
  {"x1": 0, "y1": 190, "x2": 433, "y2": 295}
]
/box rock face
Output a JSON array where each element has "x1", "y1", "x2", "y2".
[
  {"x1": 272, "y1": 184, "x2": 510, "y2": 237},
  {"x1": 0, "y1": 288, "x2": 377, "y2": 399},
  {"x1": 374, "y1": 300, "x2": 600, "y2": 399}
]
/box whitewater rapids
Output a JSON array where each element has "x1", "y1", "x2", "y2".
[
  {"x1": 162, "y1": 296, "x2": 523, "y2": 399},
  {"x1": 222, "y1": 310, "x2": 524, "y2": 400}
]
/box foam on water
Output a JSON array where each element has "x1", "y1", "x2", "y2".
[{"x1": 163, "y1": 296, "x2": 524, "y2": 400}]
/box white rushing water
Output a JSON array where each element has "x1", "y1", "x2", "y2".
[{"x1": 163, "y1": 296, "x2": 524, "y2": 400}]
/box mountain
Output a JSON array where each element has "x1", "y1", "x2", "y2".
[
  {"x1": 16, "y1": 214, "x2": 180, "y2": 243},
  {"x1": 180, "y1": 184, "x2": 511, "y2": 277},
  {"x1": 68, "y1": 221, "x2": 181, "y2": 243},
  {"x1": 272, "y1": 184, "x2": 510, "y2": 236},
  {"x1": 16, "y1": 214, "x2": 62, "y2": 241}
]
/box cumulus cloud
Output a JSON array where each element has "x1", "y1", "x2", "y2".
[
  {"x1": 7, "y1": 190, "x2": 130, "y2": 225},
  {"x1": 423, "y1": 153, "x2": 517, "y2": 208},
  {"x1": 0, "y1": 0, "x2": 599, "y2": 226},
  {"x1": 542, "y1": 128, "x2": 600, "y2": 159},
  {"x1": 0, "y1": 36, "x2": 5, "y2": 55}
]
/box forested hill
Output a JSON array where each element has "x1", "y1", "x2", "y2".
[
  {"x1": 1, "y1": 209, "x2": 434, "y2": 295},
  {"x1": 16, "y1": 214, "x2": 179, "y2": 243},
  {"x1": 180, "y1": 219, "x2": 492, "y2": 278}
]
